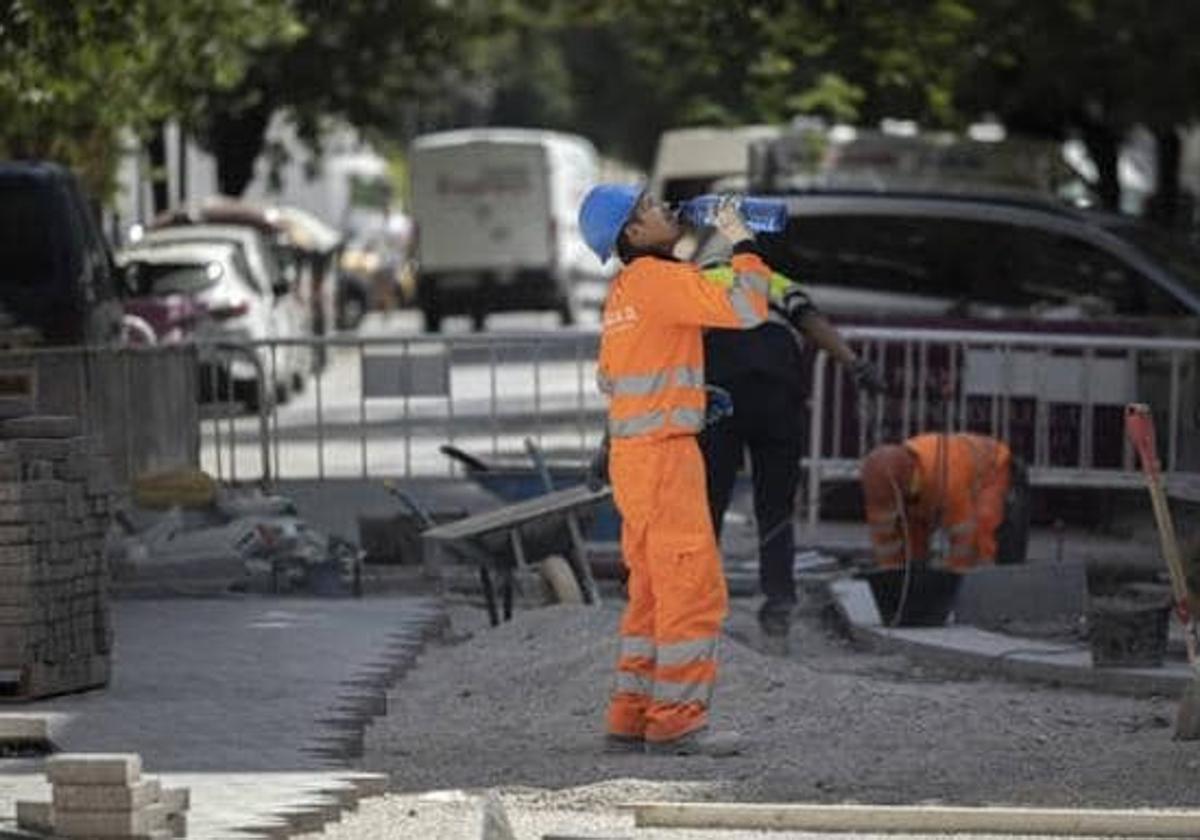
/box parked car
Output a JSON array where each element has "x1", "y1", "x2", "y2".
[
  {"x1": 150, "y1": 199, "x2": 340, "y2": 371},
  {"x1": 138, "y1": 224, "x2": 310, "y2": 393},
  {"x1": 408, "y1": 128, "x2": 601, "y2": 331},
  {"x1": 116, "y1": 241, "x2": 282, "y2": 409},
  {"x1": 0, "y1": 161, "x2": 124, "y2": 345},
  {"x1": 691, "y1": 188, "x2": 1200, "y2": 473}
]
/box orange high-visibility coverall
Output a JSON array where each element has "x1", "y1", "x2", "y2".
[
  {"x1": 599, "y1": 247, "x2": 771, "y2": 745},
  {"x1": 864, "y1": 433, "x2": 1012, "y2": 572}
]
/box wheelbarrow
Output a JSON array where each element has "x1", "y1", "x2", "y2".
[
  {"x1": 386, "y1": 440, "x2": 609, "y2": 625},
  {"x1": 440, "y1": 444, "x2": 622, "y2": 542}
]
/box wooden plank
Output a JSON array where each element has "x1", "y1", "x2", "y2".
[
  {"x1": 629, "y1": 801, "x2": 1200, "y2": 837},
  {"x1": 421, "y1": 486, "x2": 611, "y2": 542}
]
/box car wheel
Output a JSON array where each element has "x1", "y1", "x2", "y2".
[
  {"x1": 233, "y1": 379, "x2": 272, "y2": 415},
  {"x1": 422, "y1": 305, "x2": 442, "y2": 333},
  {"x1": 338, "y1": 292, "x2": 367, "y2": 331},
  {"x1": 540, "y1": 554, "x2": 583, "y2": 605}
]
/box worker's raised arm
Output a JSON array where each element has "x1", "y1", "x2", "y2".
[{"x1": 641, "y1": 245, "x2": 771, "y2": 328}]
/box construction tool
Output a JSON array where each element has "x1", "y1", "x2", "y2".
[{"x1": 1124, "y1": 402, "x2": 1200, "y2": 739}]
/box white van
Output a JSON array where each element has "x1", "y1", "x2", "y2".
[
  {"x1": 408, "y1": 128, "x2": 599, "y2": 331},
  {"x1": 649, "y1": 125, "x2": 783, "y2": 203}
]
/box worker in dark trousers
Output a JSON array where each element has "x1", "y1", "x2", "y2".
[{"x1": 699, "y1": 264, "x2": 884, "y2": 650}]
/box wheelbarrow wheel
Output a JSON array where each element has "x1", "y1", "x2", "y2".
[{"x1": 540, "y1": 554, "x2": 583, "y2": 605}]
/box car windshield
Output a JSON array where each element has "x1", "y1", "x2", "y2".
[
  {"x1": 1109, "y1": 222, "x2": 1200, "y2": 294},
  {"x1": 124, "y1": 260, "x2": 223, "y2": 296}
]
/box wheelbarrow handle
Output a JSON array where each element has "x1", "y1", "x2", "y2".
[{"x1": 1125, "y1": 403, "x2": 1160, "y2": 478}]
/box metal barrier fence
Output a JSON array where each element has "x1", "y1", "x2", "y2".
[
  {"x1": 804, "y1": 326, "x2": 1200, "y2": 526},
  {"x1": 0, "y1": 326, "x2": 1192, "y2": 526},
  {"x1": 198, "y1": 332, "x2": 607, "y2": 484}
]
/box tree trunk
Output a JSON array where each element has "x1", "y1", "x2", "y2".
[
  {"x1": 1081, "y1": 123, "x2": 1121, "y2": 212},
  {"x1": 146, "y1": 123, "x2": 170, "y2": 215},
  {"x1": 1150, "y1": 125, "x2": 1182, "y2": 229},
  {"x1": 209, "y1": 98, "x2": 275, "y2": 197}
]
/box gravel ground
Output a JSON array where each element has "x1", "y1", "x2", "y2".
[{"x1": 298, "y1": 595, "x2": 1200, "y2": 838}]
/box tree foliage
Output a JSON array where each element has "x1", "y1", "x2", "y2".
[
  {"x1": 0, "y1": 0, "x2": 298, "y2": 197},
  {"x1": 189, "y1": 0, "x2": 470, "y2": 195}
]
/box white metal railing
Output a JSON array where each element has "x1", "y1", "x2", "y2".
[
  {"x1": 804, "y1": 326, "x2": 1200, "y2": 526},
  {"x1": 198, "y1": 332, "x2": 606, "y2": 483}
]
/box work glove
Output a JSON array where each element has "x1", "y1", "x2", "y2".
[
  {"x1": 586, "y1": 434, "x2": 610, "y2": 491},
  {"x1": 850, "y1": 357, "x2": 886, "y2": 396},
  {"x1": 704, "y1": 385, "x2": 734, "y2": 426}
]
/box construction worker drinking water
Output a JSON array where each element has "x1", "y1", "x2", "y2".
[{"x1": 578, "y1": 186, "x2": 774, "y2": 756}]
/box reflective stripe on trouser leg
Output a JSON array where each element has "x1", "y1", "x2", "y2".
[
  {"x1": 651, "y1": 636, "x2": 719, "y2": 722},
  {"x1": 606, "y1": 515, "x2": 655, "y2": 738},
  {"x1": 635, "y1": 437, "x2": 727, "y2": 744}
]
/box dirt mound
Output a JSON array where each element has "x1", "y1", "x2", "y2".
[{"x1": 365, "y1": 602, "x2": 1200, "y2": 808}]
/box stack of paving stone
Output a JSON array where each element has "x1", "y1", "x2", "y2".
[
  {"x1": 16, "y1": 753, "x2": 189, "y2": 838},
  {"x1": 0, "y1": 414, "x2": 118, "y2": 700}
]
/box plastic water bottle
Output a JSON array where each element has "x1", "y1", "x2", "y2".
[{"x1": 676, "y1": 194, "x2": 788, "y2": 233}]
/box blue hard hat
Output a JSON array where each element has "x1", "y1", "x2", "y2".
[{"x1": 578, "y1": 184, "x2": 641, "y2": 263}]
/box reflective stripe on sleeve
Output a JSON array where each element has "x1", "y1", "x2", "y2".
[
  {"x1": 728, "y1": 286, "x2": 764, "y2": 328},
  {"x1": 609, "y1": 411, "x2": 665, "y2": 438},
  {"x1": 736, "y1": 271, "x2": 770, "y2": 297},
  {"x1": 670, "y1": 407, "x2": 704, "y2": 431}
]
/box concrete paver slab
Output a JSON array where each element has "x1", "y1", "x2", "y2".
[{"x1": 0, "y1": 596, "x2": 444, "y2": 839}]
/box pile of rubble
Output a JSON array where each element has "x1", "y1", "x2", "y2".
[
  {"x1": 16, "y1": 753, "x2": 189, "y2": 838},
  {"x1": 0, "y1": 415, "x2": 116, "y2": 700},
  {"x1": 109, "y1": 468, "x2": 362, "y2": 596}
]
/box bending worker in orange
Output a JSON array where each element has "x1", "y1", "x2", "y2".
[
  {"x1": 579, "y1": 186, "x2": 773, "y2": 756},
  {"x1": 859, "y1": 433, "x2": 1030, "y2": 570}
]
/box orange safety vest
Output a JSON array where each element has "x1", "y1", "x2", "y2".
[{"x1": 598, "y1": 251, "x2": 771, "y2": 442}]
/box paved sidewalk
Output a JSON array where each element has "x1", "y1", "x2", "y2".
[{"x1": 0, "y1": 595, "x2": 444, "y2": 838}]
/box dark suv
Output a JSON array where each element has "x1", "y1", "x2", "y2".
[
  {"x1": 698, "y1": 190, "x2": 1200, "y2": 326},
  {"x1": 0, "y1": 161, "x2": 123, "y2": 344}
]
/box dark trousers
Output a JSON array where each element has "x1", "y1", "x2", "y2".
[{"x1": 699, "y1": 374, "x2": 805, "y2": 620}]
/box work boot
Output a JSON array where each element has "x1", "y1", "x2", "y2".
[
  {"x1": 645, "y1": 728, "x2": 743, "y2": 757},
  {"x1": 758, "y1": 607, "x2": 793, "y2": 657},
  {"x1": 602, "y1": 733, "x2": 644, "y2": 754}
]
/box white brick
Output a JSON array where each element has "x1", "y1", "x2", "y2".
[
  {"x1": 159, "y1": 786, "x2": 189, "y2": 814},
  {"x1": 53, "y1": 802, "x2": 166, "y2": 838},
  {"x1": 0, "y1": 714, "x2": 47, "y2": 742},
  {"x1": 54, "y1": 778, "x2": 161, "y2": 812},
  {"x1": 48, "y1": 753, "x2": 141, "y2": 786},
  {"x1": 15, "y1": 800, "x2": 53, "y2": 833}
]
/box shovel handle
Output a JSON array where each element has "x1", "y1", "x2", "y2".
[
  {"x1": 1125, "y1": 403, "x2": 1198, "y2": 658},
  {"x1": 1125, "y1": 403, "x2": 1160, "y2": 478}
]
